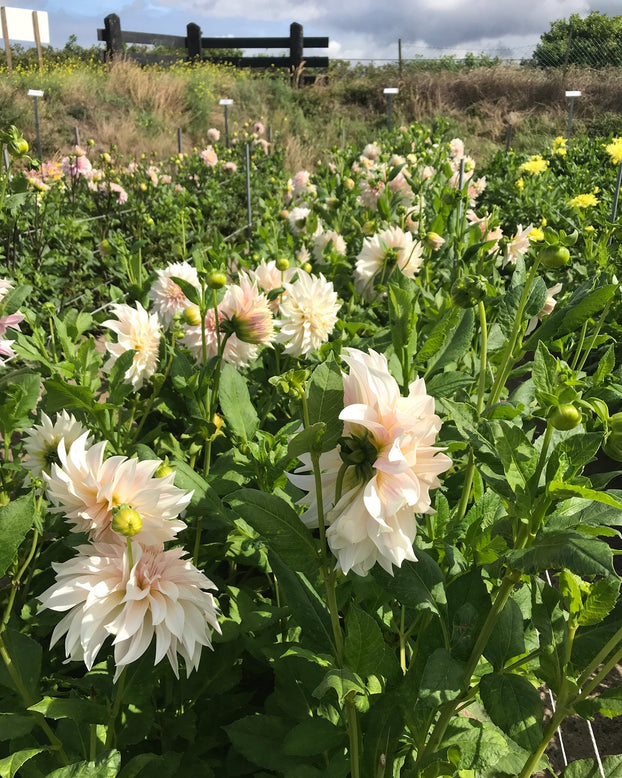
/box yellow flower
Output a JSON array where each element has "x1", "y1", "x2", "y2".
[
  {"x1": 518, "y1": 155, "x2": 549, "y2": 176},
  {"x1": 568, "y1": 193, "x2": 598, "y2": 209},
  {"x1": 551, "y1": 136, "x2": 567, "y2": 156},
  {"x1": 605, "y1": 137, "x2": 622, "y2": 166},
  {"x1": 515, "y1": 177, "x2": 524, "y2": 190},
  {"x1": 529, "y1": 227, "x2": 545, "y2": 242},
  {"x1": 585, "y1": 225, "x2": 595, "y2": 232},
  {"x1": 541, "y1": 218, "x2": 547, "y2": 226}
]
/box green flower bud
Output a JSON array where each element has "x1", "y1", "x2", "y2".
[
  {"x1": 550, "y1": 404, "x2": 582, "y2": 431},
  {"x1": 540, "y1": 245, "x2": 570, "y2": 269},
  {"x1": 276, "y1": 257, "x2": 290, "y2": 271},
  {"x1": 153, "y1": 463, "x2": 174, "y2": 478},
  {"x1": 205, "y1": 270, "x2": 227, "y2": 289},
  {"x1": 302, "y1": 262, "x2": 312, "y2": 273},
  {"x1": 183, "y1": 305, "x2": 202, "y2": 326},
  {"x1": 111, "y1": 504, "x2": 142, "y2": 537},
  {"x1": 450, "y1": 275, "x2": 487, "y2": 308}
]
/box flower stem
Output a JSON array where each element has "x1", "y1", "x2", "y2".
[
  {"x1": 576, "y1": 296, "x2": 614, "y2": 372},
  {"x1": 2, "y1": 528, "x2": 39, "y2": 629},
  {"x1": 570, "y1": 319, "x2": 588, "y2": 371},
  {"x1": 476, "y1": 300, "x2": 488, "y2": 415},
  {"x1": 104, "y1": 667, "x2": 127, "y2": 749},
  {"x1": 487, "y1": 257, "x2": 541, "y2": 409}
]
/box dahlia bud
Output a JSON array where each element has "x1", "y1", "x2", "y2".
[
  {"x1": 205, "y1": 270, "x2": 227, "y2": 289},
  {"x1": 344, "y1": 178, "x2": 355, "y2": 190},
  {"x1": 99, "y1": 239, "x2": 113, "y2": 256},
  {"x1": 276, "y1": 258, "x2": 290, "y2": 271},
  {"x1": 153, "y1": 462, "x2": 174, "y2": 478},
  {"x1": 111, "y1": 504, "x2": 142, "y2": 537},
  {"x1": 302, "y1": 262, "x2": 312, "y2": 273},
  {"x1": 425, "y1": 231, "x2": 446, "y2": 251},
  {"x1": 450, "y1": 275, "x2": 487, "y2": 308},
  {"x1": 280, "y1": 209, "x2": 290, "y2": 219},
  {"x1": 183, "y1": 305, "x2": 202, "y2": 326},
  {"x1": 101, "y1": 152, "x2": 111, "y2": 163},
  {"x1": 549, "y1": 404, "x2": 582, "y2": 431}
]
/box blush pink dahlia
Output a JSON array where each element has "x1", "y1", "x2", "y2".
[
  {"x1": 0, "y1": 279, "x2": 25, "y2": 364},
  {"x1": 44, "y1": 433, "x2": 189, "y2": 545},
  {"x1": 22, "y1": 411, "x2": 91, "y2": 478},
  {"x1": 289, "y1": 348, "x2": 451, "y2": 576},
  {"x1": 355, "y1": 227, "x2": 424, "y2": 299},
  {"x1": 149, "y1": 261, "x2": 201, "y2": 328},
  {"x1": 39, "y1": 541, "x2": 220, "y2": 681}
]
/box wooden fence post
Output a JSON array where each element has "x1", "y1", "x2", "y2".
[
  {"x1": 290, "y1": 22, "x2": 303, "y2": 86},
  {"x1": 186, "y1": 23, "x2": 202, "y2": 61},
  {"x1": 104, "y1": 14, "x2": 123, "y2": 61},
  {"x1": 1, "y1": 7, "x2": 12, "y2": 73}
]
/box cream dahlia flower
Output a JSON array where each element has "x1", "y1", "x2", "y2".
[
  {"x1": 504, "y1": 224, "x2": 533, "y2": 267},
  {"x1": 0, "y1": 279, "x2": 25, "y2": 364},
  {"x1": 39, "y1": 541, "x2": 220, "y2": 681},
  {"x1": 149, "y1": 262, "x2": 201, "y2": 328},
  {"x1": 288, "y1": 206, "x2": 310, "y2": 236},
  {"x1": 289, "y1": 348, "x2": 451, "y2": 576},
  {"x1": 247, "y1": 260, "x2": 294, "y2": 312},
  {"x1": 44, "y1": 433, "x2": 189, "y2": 545},
  {"x1": 355, "y1": 227, "x2": 424, "y2": 299},
  {"x1": 313, "y1": 230, "x2": 347, "y2": 262},
  {"x1": 23, "y1": 411, "x2": 90, "y2": 478},
  {"x1": 103, "y1": 302, "x2": 161, "y2": 390},
  {"x1": 275, "y1": 272, "x2": 340, "y2": 357},
  {"x1": 221, "y1": 272, "x2": 275, "y2": 346}
]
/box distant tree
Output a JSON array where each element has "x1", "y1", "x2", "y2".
[{"x1": 533, "y1": 11, "x2": 622, "y2": 68}]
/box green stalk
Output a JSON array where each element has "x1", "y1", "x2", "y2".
[
  {"x1": 104, "y1": 667, "x2": 127, "y2": 749},
  {"x1": 454, "y1": 450, "x2": 474, "y2": 525},
  {"x1": 577, "y1": 623, "x2": 622, "y2": 688},
  {"x1": 476, "y1": 300, "x2": 488, "y2": 415},
  {"x1": 487, "y1": 257, "x2": 541, "y2": 409},
  {"x1": 576, "y1": 296, "x2": 614, "y2": 372},
  {"x1": 570, "y1": 320, "x2": 588, "y2": 371},
  {"x1": 2, "y1": 529, "x2": 39, "y2": 629}
]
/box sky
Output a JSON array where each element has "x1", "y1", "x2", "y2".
[{"x1": 2, "y1": 0, "x2": 621, "y2": 62}]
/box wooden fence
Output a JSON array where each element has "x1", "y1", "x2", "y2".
[{"x1": 97, "y1": 14, "x2": 329, "y2": 81}]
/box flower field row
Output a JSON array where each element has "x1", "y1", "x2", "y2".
[{"x1": 0, "y1": 119, "x2": 622, "y2": 777}]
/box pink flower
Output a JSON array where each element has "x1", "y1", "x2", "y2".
[
  {"x1": 504, "y1": 224, "x2": 533, "y2": 266},
  {"x1": 39, "y1": 540, "x2": 220, "y2": 681},
  {"x1": 102, "y1": 302, "x2": 161, "y2": 389},
  {"x1": 289, "y1": 349, "x2": 451, "y2": 575},
  {"x1": 200, "y1": 146, "x2": 218, "y2": 167},
  {"x1": 149, "y1": 261, "x2": 201, "y2": 328},
  {"x1": 254, "y1": 138, "x2": 269, "y2": 155},
  {"x1": 44, "y1": 433, "x2": 190, "y2": 546},
  {"x1": 253, "y1": 121, "x2": 265, "y2": 136},
  {"x1": 207, "y1": 128, "x2": 220, "y2": 143},
  {"x1": 223, "y1": 161, "x2": 237, "y2": 172},
  {"x1": 220, "y1": 272, "x2": 275, "y2": 346},
  {"x1": 0, "y1": 279, "x2": 25, "y2": 364}
]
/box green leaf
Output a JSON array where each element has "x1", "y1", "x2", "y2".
[
  {"x1": 579, "y1": 576, "x2": 620, "y2": 626},
  {"x1": 524, "y1": 280, "x2": 617, "y2": 350},
  {"x1": 170, "y1": 459, "x2": 231, "y2": 528},
  {"x1": 0, "y1": 713, "x2": 34, "y2": 740},
  {"x1": 219, "y1": 363, "x2": 259, "y2": 442},
  {"x1": 546, "y1": 434, "x2": 602, "y2": 484},
  {"x1": 426, "y1": 307, "x2": 475, "y2": 376},
  {"x1": 0, "y1": 629, "x2": 41, "y2": 698},
  {"x1": 45, "y1": 750, "x2": 121, "y2": 778},
  {"x1": 426, "y1": 371, "x2": 474, "y2": 399},
  {"x1": 225, "y1": 715, "x2": 303, "y2": 771},
  {"x1": 28, "y1": 696, "x2": 108, "y2": 724},
  {"x1": 313, "y1": 667, "x2": 366, "y2": 703},
  {"x1": 373, "y1": 551, "x2": 447, "y2": 618},
  {"x1": 307, "y1": 356, "x2": 343, "y2": 452},
  {"x1": 416, "y1": 307, "x2": 460, "y2": 365},
  {"x1": 270, "y1": 553, "x2": 334, "y2": 655},
  {"x1": 0, "y1": 373, "x2": 41, "y2": 433},
  {"x1": 491, "y1": 421, "x2": 538, "y2": 495},
  {"x1": 562, "y1": 755, "x2": 622, "y2": 777},
  {"x1": 0, "y1": 496, "x2": 35, "y2": 577},
  {"x1": 440, "y1": 717, "x2": 509, "y2": 772},
  {"x1": 388, "y1": 273, "x2": 417, "y2": 356},
  {"x1": 169, "y1": 275, "x2": 201, "y2": 306},
  {"x1": 483, "y1": 599, "x2": 525, "y2": 671},
  {"x1": 287, "y1": 423, "x2": 326, "y2": 459},
  {"x1": 547, "y1": 481, "x2": 622, "y2": 510},
  {"x1": 532, "y1": 341, "x2": 559, "y2": 408},
  {"x1": 479, "y1": 673, "x2": 543, "y2": 751},
  {"x1": 0, "y1": 284, "x2": 31, "y2": 316},
  {"x1": 44, "y1": 379, "x2": 97, "y2": 415},
  {"x1": 507, "y1": 531, "x2": 615, "y2": 576},
  {"x1": 281, "y1": 717, "x2": 345, "y2": 756},
  {"x1": 575, "y1": 687, "x2": 622, "y2": 720},
  {"x1": 106, "y1": 348, "x2": 136, "y2": 402},
  {"x1": 0, "y1": 748, "x2": 45, "y2": 778},
  {"x1": 344, "y1": 605, "x2": 397, "y2": 680},
  {"x1": 117, "y1": 754, "x2": 161, "y2": 778},
  {"x1": 593, "y1": 343, "x2": 615, "y2": 386},
  {"x1": 416, "y1": 648, "x2": 464, "y2": 708},
  {"x1": 229, "y1": 489, "x2": 320, "y2": 578}
]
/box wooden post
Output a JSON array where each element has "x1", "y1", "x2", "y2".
[
  {"x1": 74, "y1": 126, "x2": 80, "y2": 146},
  {"x1": 32, "y1": 11, "x2": 43, "y2": 71},
  {"x1": 1, "y1": 7, "x2": 12, "y2": 74},
  {"x1": 103, "y1": 14, "x2": 122, "y2": 61},
  {"x1": 186, "y1": 23, "x2": 202, "y2": 61},
  {"x1": 398, "y1": 38, "x2": 402, "y2": 79},
  {"x1": 290, "y1": 22, "x2": 303, "y2": 86}
]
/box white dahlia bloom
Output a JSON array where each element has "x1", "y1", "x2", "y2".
[
  {"x1": 22, "y1": 411, "x2": 91, "y2": 478},
  {"x1": 39, "y1": 541, "x2": 220, "y2": 681},
  {"x1": 221, "y1": 272, "x2": 275, "y2": 346},
  {"x1": 103, "y1": 302, "x2": 161, "y2": 390},
  {"x1": 44, "y1": 433, "x2": 189, "y2": 545},
  {"x1": 149, "y1": 261, "x2": 200, "y2": 328},
  {"x1": 312, "y1": 230, "x2": 347, "y2": 262},
  {"x1": 247, "y1": 260, "x2": 294, "y2": 312},
  {"x1": 275, "y1": 272, "x2": 340, "y2": 357},
  {"x1": 355, "y1": 227, "x2": 424, "y2": 299},
  {"x1": 288, "y1": 206, "x2": 310, "y2": 236},
  {"x1": 289, "y1": 348, "x2": 451, "y2": 576}
]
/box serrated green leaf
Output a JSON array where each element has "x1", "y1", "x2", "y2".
[
  {"x1": 480, "y1": 673, "x2": 543, "y2": 751},
  {"x1": 562, "y1": 755, "x2": 622, "y2": 777},
  {"x1": 313, "y1": 667, "x2": 366, "y2": 703},
  {"x1": 508, "y1": 531, "x2": 614, "y2": 576},
  {"x1": 281, "y1": 717, "x2": 345, "y2": 756},
  {"x1": 219, "y1": 363, "x2": 259, "y2": 442},
  {"x1": 169, "y1": 275, "x2": 201, "y2": 306},
  {"x1": 344, "y1": 605, "x2": 397, "y2": 680},
  {"x1": 287, "y1": 423, "x2": 326, "y2": 459},
  {"x1": 45, "y1": 750, "x2": 121, "y2": 778},
  {"x1": 44, "y1": 379, "x2": 97, "y2": 415},
  {"x1": 491, "y1": 420, "x2": 538, "y2": 495},
  {"x1": 0, "y1": 713, "x2": 34, "y2": 740},
  {"x1": 229, "y1": 489, "x2": 320, "y2": 578},
  {"x1": 0, "y1": 496, "x2": 34, "y2": 577},
  {"x1": 547, "y1": 481, "x2": 622, "y2": 510},
  {"x1": 579, "y1": 576, "x2": 620, "y2": 626},
  {"x1": 373, "y1": 551, "x2": 447, "y2": 617},
  {"x1": 0, "y1": 629, "x2": 41, "y2": 698},
  {"x1": 416, "y1": 648, "x2": 464, "y2": 707},
  {"x1": 575, "y1": 687, "x2": 622, "y2": 720},
  {"x1": 307, "y1": 357, "x2": 343, "y2": 452},
  {"x1": 483, "y1": 599, "x2": 525, "y2": 670}
]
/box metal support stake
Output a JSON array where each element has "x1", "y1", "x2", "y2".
[
  {"x1": 74, "y1": 126, "x2": 80, "y2": 147},
  {"x1": 607, "y1": 162, "x2": 622, "y2": 246},
  {"x1": 504, "y1": 124, "x2": 514, "y2": 154},
  {"x1": 224, "y1": 105, "x2": 229, "y2": 149},
  {"x1": 387, "y1": 94, "x2": 394, "y2": 133},
  {"x1": 33, "y1": 95, "x2": 42, "y2": 160},
  {"x1": 566, "y1": 97, "x2": 575, "y2": 139},
  {"x1": 245, "y1": 143, "x2": 252, "y2": 241},
  {"x1": 177, "y1": 127, "x2": 182, "y2": 154},
  {"x1": 3, "y1": 148, "x2": 9, "y2": 171}
]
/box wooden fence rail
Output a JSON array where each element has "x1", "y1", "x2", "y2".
[{"x1": 97, "y1": 14, "x2": 329, "y2": 81}]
